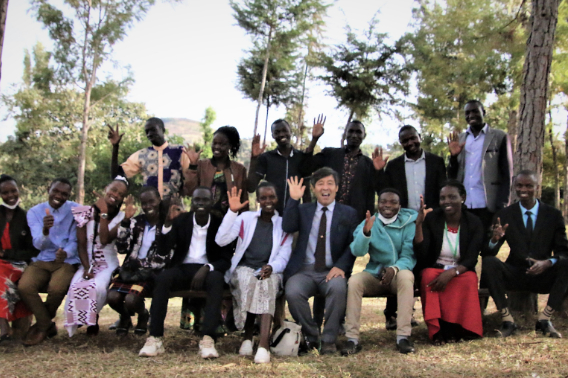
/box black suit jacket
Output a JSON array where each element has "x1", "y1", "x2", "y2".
[
  {"x1": 158, "y1": 212, "x2": 233, "y2": 273},
  {"x1": 305, "y1": 147, "x2": 375, "y2": 221},
  {"x1": 378, "y1": 151, "x2": 446, "y2": 209},
  {"x1": 0, "y1": 206, "x2": 38, "y2": 262},
  {"x1": 484, "y1": 201, "x2": 568, "y2": 268},
  {"x1": 414, "y1": 208, "x2": 484, "y2": 272},
  {"x1": 282, "y1": 199, "x2": 359, "y2": 280}
]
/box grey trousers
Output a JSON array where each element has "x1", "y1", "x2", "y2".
[{"x1": 285, "y1": 265, "x2": 347, "y2": 344}]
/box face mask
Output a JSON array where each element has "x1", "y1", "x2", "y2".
[
  {"x1": 1, "y1": 198, "x2": 20, "y2": 210},
  {"x1": 378, "y1": 213, "x2": 398, "y2": 225}
]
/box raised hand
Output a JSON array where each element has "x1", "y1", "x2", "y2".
[
  {"x1": 107, "y1": 125, "x2": 124, "y2": 145},
  {"x1": 490, "y1": 217, "x2": 508, "y2": 243},
  {"x1": 287, "y1": 176, "x2": 306, "y2": 201},
  {"x1": 227, "y1": 186, "x2": 249, "y2": 213},
  {"x1": 447, "y1": 131, "x2": 465, "y2": 156},
  {"x1": 183, "y1": 143, "x2": 202, "y2": 165},
  {"x1": 416, "y1": 195, "x2": 433, "y2": 224},
  {"x1": 43, "y1": 208, "x2": 54, "y2": 235},
  {"x1": 312, "y1": 114, "x2": 326, "y2": 139},
  {"x1": 250, "y1": 134, "x2": 266, "y2": 158},
  {"x1": 372, "y1": 146, "x2": 389, "y2": 171},
  {"x1": 123, "y1": 195, "x2": 137, "y2": 220},
  {"x1": 93, "y1": 190, "x2": 108, "y2": 214},
  {"x1": 362, "y1": 210, "x2": 376, "y2": 236},
  {"x1": 167, "y1": 193, "x2": 184, "y2": 222}
]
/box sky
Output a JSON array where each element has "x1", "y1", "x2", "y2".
[{"x1": 0, "y1": 0, "x2": 417, "y2": 148}]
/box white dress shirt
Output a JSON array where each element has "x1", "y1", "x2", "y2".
[
  {"x1": 404, "y1": 151, "x2": 426, "y2": 212},
  {"x1": 463, "y1": 125, "x2": 488, "y2": 209}
]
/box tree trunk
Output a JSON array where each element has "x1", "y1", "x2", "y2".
[
  {"x1": 77, "y1": 81, "x2": 93, "y2": 205},
  {"x1": 263, "y1": 98, "x2": 270, "y2": 146},
  {"x1": 510, "y1": 0, "x2": 559, "y2": 314},
  {"x1": 340, "y1": 109, "x2": 355, "y2": 147},
  {"x1": 515, "y1": 0, "x2": 560, "y2": 190},
  {"x1": 0, "y1": 0, "x2": 9, "y2": 87},
  {"x1": 253, "y1": 26, "x2": 273, "y2": 137},
  {"x1": 549, "y1": 123, "x2": 560, "y2": 209},
  {"x1": 297, "y1": 60, "x2": 309, "y2": 149},
  {"x1": 507, "y1": 110, "x2": 518, "y2": 155},
  {"x1": 564, "y1": 125, "x2": 568, "y2": 221}
]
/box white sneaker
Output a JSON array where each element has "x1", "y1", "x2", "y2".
[
  {"x1": 139, "y1": 336, "x2": 165, "y2": 357},
  {"x1": 239, "y1": 339, "x2": 253, "y2": 356},
  {"x1": 199, "y1": 335, "x2": 219, "y2": 358},
  {"x1": 254, "y1": 347, "x2": 271, "y2": 364}
]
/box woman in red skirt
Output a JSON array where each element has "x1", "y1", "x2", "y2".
[
  {"x1": 414, "y1": 180, "x2": 484, "y2": 343},
  {"x1": 0, "y1": 175, "x2": 37, "y2": 342}
]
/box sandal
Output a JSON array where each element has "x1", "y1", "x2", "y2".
[
  {"x1": 116, "y1": 316, "x2": 133, "y2": 336},
  {"x1": 134, "y1": 309, "x2": 150, "y2": 336}
]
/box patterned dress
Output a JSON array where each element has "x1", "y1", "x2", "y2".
[{"x1": 63, "y1": 208, "x2": 124, "y2": 336}]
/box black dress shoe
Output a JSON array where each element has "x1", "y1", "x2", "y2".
[
  {"x1": 340, "y1": 340, "x2": 362, "y2": 356},
  {"x1": 46, "y1": 322, "x2": 58, "y2": 339},
  {"x1": 396, "y1": 338, "x2": 415, "y2": 354},
  {"x1": 385, "y1": 316, "x2": 397, "y2": 331},
  {"x1": 298, "y1": 340, "x2": 320, "y2": 356},
  {"x1": 497, "y1": 321, "x2": 518, "y2": 338},
  {"x1": 536, "y1": 320, "x2": 562, "y2": 338},
  {"x1": 320, "y1": 341, "x2": 337, "y2": 355}
]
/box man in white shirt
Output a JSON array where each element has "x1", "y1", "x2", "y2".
[{"x1": 139, "y1": 186, "x2": 233, "y2": 358}]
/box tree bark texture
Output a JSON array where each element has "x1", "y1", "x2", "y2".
[
  {"x1": 340, "y1": 109, "x2": 355, "y2": 147},
  {"x1": 253, "y1": 26, "x2": 272, "y2": 138},
  {"x1": 515, "y1": 0, "x2": 560, "y2": 187},
  {"x1": 564, "y1": 126, "x2": 568, "y2": 221},
  {"x1": 0, "y1": 0, "x2": 9, "y2": 87},
  {"x1": 549, "y1": 126, "x2": 560, "y2": 208},
  {"x1": 507, "y1": 110, "x2": 518, "y2": 155}
]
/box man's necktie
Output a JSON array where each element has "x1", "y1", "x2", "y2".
[
  {"x1": 314, "y1": 207, "x2": 328, "y2": 272},
  {"x1": 526, "y1": 210, "x2": 533, "y2": 240}
]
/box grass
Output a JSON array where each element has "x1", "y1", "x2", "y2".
[{"x1": 2, "y1": 246, "x2": 568, "y2": 377}]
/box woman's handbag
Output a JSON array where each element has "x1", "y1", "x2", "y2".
[
  {"x1": 269, "y1": 321, "x2": 302, "y2": 356},
  {"x1": 118, "y1": 259, "x2": 154, "y2": 283}
]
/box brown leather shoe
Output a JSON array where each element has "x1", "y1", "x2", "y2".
[{"x1": 23, "y1": 326, "x2": 47, "y2": 347}]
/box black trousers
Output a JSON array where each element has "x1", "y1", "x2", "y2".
[
  {"x1": 149, "y1": 263, "x2": 225, "y2": 338},
  {"x1": 482, "y1": 256, "x2": 568, "y2": 311}
]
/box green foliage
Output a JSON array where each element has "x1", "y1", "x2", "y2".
[
  {"x1": 198, "y1": 107, "x2": 216, "y2": 159},
  {"x1": 318, "y1": 18, "x2": 410, "y2": 128},
  {"x1": 407, "y1": 0, "x2": 526, "y2": 151},
  {"x1": 0, "y1": 43, "x2": 149, "y2": 208}
]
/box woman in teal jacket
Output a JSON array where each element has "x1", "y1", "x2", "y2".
[{"x1": 342, "y1": 188, "x2": 418, "y2": 356}]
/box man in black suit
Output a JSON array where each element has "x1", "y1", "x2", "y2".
[
  {"x1": 283, "y1": 168, "x2": 359, "y2": 355},
  {"x1": 376, "y1": 125, "x2": 447, "y2": 329},
  {"x1": 483, "y1": 170, "x2": 568, "y2": 338},
  {"x1": 139, "y1": 186, "x2": 233, "y2": 358}
]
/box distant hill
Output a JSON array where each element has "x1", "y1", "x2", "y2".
[{"x1": 163, "y1": 118, "x2": 202, "y2": 144}]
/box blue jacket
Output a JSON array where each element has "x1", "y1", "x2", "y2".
[{"x1": 350, "y1": 208, "x2": 418, "y2": 277}]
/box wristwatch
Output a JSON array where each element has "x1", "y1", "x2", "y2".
[{"x1": 100, "y1": 213, "x2": 109, "y2": 219}]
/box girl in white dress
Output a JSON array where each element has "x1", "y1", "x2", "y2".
[{"x1": 63, "y1": 177, "x2": 129, "y2": 336}]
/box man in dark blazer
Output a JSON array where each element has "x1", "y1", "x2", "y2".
[
  {"x1": 305, "y1": 120, "x2": 376, "y2": 221},
  {"x1": 139, "y1": 186, "x2": 233, "y2": 358},
  {"x1": 447, "y1": 100, "x2": 513, "y2": 234},
  {"x1": 377, "y1": 125, "x2": 446, "y2": 210},
  {"x1": 283, "y1": 167, "x2": 359, "y2": 355},
  {"x1": 483, "y1": 170, "x2": 568, "y2": 338},
  {"x1": 376, "y1": 124, "x2": 446, "y2": 329}
]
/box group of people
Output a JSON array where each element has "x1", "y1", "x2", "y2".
[{"x1": 1, "y1": 100, "x2": 567, "y2": 364}]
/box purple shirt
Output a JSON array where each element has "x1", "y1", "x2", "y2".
[{"x1": 463, "y1": 125, "x2": 488, "y2": 209}]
